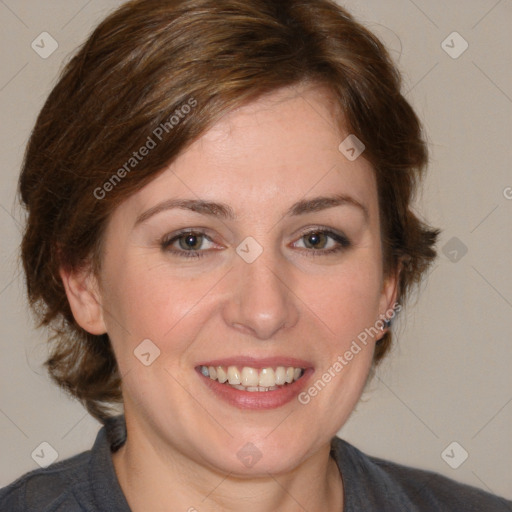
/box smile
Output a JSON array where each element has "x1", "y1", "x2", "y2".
[
  {"x1": 199, "y1": 365, "x2": 305, "y2": 392},
  {"x1": 195, "y1": 358, "x2": 313, "y2": 409}
]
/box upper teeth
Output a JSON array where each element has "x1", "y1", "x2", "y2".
[{"x1": 200, "y1": 365, "x2": 304, "y2": 390}]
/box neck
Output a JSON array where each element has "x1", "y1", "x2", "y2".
[{"x1": 111, "y1": 418, "x2": 344, "y2": 512}]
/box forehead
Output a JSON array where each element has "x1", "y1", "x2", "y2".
[{"x1": 121, "y1": 85, "x2": 378, "y2": 220}]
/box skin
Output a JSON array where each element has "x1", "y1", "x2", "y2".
[{"x1": 61, "y1": 83, "x2": 398, "y2": 512}]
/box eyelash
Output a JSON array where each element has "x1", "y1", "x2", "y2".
[{"x1": 160, "y1": 228, "x2": 351, "y2": 259}]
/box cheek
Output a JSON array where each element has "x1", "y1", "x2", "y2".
[
  {"x1": 100, "y1": 254, "x2": 224, "y2": 359},
  {"x1": 298, "y1": 258, "x2": 383, "y2": 422},
  {"x1": 307, "y1": 256, "x2": 383, "y2": 340}
]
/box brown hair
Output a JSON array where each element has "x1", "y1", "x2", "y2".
[{"x1": 19, "y1": 0, "x2": 439, "y2": 422}]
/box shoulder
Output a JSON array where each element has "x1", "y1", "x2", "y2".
[
  {"x1": 0, "y1": 416, "x2": 129, "y2": 512},
  {"x1": 0, "y1": 450, "x2": 92, "y2": 512},
  {"x1": 331, "y1": 437, "x2": 512, "y2": 512}
]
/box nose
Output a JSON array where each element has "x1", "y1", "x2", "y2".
[{"x1": 221, "y1": 250, "x2": 299, "y2": 340}]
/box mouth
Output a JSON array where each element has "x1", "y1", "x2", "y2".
[
  {"x1": 198, "y1": 364, "x2": 305, "y2": 392},
  {"x1": 195, "y1": 358, "x2": 313, "y2": 409}
]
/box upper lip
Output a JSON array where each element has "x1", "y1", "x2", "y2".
[{"x1": 195, "y1": 356, "x2": 313, "y2": 369}]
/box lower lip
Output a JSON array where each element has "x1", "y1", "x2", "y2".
[{"x1": 197, "y1": 368, "x2": 314, "y2": 410}]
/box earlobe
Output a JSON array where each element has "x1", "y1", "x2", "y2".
[{"x1": 59, "y1": 265, "x2": 107, "y2": 335}]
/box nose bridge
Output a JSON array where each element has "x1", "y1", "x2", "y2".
[{"x1": 222, "y1": 244, "x2": 299, "y2": 339}]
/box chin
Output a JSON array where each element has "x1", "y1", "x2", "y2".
[{"x1": 194, "y1": 430, "x2": 320, "y2": 477}]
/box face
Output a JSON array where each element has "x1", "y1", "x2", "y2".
[{"x1": 68, "y1": 84, "x2": 397, "y2": 476}]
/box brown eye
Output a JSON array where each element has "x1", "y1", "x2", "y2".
[
  {"x1": 178, "y1": 233, "x2": 204, "y2": 251},
  {"x1": 161, "y1": 230, "x2": 217, "y2": 259},
  {"x1": 302, "y1": 232, "x2": 328, "y2": 249},
  {"x1": 292, "y1": 228, "x2": 351, "y2": 256}
]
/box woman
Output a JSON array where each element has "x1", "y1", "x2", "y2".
[{"x1": 1, "y1": 0, "x2": 510, "y2": 510}]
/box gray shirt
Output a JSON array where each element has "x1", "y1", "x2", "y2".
[{"x1": 1, "y1": 415, "x2": 511, "y2": 511}]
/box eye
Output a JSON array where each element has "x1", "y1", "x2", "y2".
[
  {"x1": 161, "y1": 230, "x2": 217, "y2": 258},
  {"x1": 299, "y1": 231, "x2": 333, "y2": 250},
  {"x1": 177, "y1": 232, "x2": 207, "y2": 251},
  {"x1": 292, "y1": 228, "x2": 350, "y2": 255}
]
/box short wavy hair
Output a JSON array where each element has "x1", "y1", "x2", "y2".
[{"x1": 19, "y1": 0, "x2": 439, "y2": 422}]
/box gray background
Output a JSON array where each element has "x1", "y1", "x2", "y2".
[{"x1": 0, "y1": 0, "x2": 511, "y2": 500}]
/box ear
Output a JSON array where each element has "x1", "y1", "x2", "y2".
[
  {"x1": 60, "y1": 264, "x2": 107, "y2": 335},
  {"x1": 378, "y1": 263, "x2": 401, "y2": 325}
]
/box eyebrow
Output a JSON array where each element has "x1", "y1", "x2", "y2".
[{"x1": 134, "y1": 193, "x2": 369, "y2": 226}]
